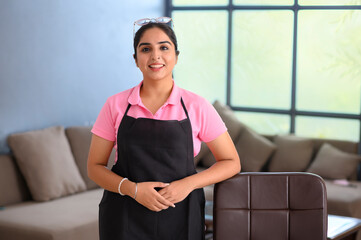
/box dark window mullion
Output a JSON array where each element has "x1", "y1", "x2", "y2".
[
  {"x1": 165, "y1": 0, "x2": 171, "y2": 16},
  {"x1": 290, "y1": 0, "x2": 299, "y2": 134},
  {"x1": 226, "y1": 0, "x2": 233, "y2": 106},
  {"x1": 230, "y1": 107, "x2": 360, "y2": 120}
]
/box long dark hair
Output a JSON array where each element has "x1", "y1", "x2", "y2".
[{"x1": 133, "y1": 22, "x2": 180, "y2": 60}]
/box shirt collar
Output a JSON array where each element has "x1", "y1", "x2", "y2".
[{"x1": 128, "y1": 80, "x2": 181, "y2": 106}]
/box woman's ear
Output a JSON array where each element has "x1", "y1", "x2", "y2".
[
  {"x1": 133, "y1": 54, "x2": 138, "y2": 67},
  {"x1": 175, "y1": 51, "x2": 180, "y2": 64}
]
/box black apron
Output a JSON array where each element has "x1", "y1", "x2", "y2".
[{"x1": 99, "y1": 98, "x2": 205, "y2": 240}]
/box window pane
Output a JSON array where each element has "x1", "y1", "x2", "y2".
[
  {"x1": 235, "y1": 112, "x2": 290, "y2": 135},
  {"x1": 173, "y1": 0, "x2": 228, "y2": 6},
  {"x1": 173, "y1": 11, "x2": 228, "y2": 103},
  {"x1": 234, "y1": 0, "x2": 294, "y2": 5},
  {"x1": 297, "y1": 10, "x2": 361, "y2": 114},
  {"x1": 295, "y1": 116, "x2": 360, "y2": 141},
  {"x1": 231, "y1": 10, "x2": 293, "y2": 109},
  {"x1": 299, "y1": 0, "x2": 361, "y2": 5}
]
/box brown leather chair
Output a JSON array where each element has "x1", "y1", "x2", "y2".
[{"x1": 213, "y1": 172, "x2": 327, "y2": 240}]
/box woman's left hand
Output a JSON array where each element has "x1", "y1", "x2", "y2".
[{"x1": 157, "y1": 178, "x2": 194, "y2": 204}]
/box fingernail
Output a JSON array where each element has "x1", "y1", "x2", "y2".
[
  {"x1": 165, "y1": 183, "x2": 170, "y2": 186},
  {"x1": 172, "y1": 204, "x2": 176, "y2": 208}
]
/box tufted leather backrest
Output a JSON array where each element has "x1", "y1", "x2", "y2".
[{"x1": 213, "y1": 172, "x2": 327, "y2": 240}]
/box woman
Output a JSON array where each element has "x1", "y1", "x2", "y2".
[{"x1": 88, "y1": 18, "x2": 241, "y2": 240}]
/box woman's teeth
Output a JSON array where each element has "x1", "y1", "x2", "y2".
[{"x1": 149, "y1": 65, "x2": 164, "y2": 68}]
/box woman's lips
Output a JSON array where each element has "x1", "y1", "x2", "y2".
[{"x1": 149, "y1": 64, "x2": 165, "y2": 71}]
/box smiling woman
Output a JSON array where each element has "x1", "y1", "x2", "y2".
[
  {"x1": 87, "y1": 18, "x2": 240, "y2": 240},
  {"x1": 135, "y1": 28, "x2": 178, "y2": 90}
]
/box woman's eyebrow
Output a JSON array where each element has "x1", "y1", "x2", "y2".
[
  {"x1": 138, "y1": 41, "x2": 171, "y2": 48},
  {"x1": 158, "y1": 41, "x2": 171, "y2": 45},
  {"x1": 138, "y1": 42, "x2": 150, "y2": 48}
]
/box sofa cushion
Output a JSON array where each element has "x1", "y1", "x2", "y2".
[
  {"x1": 0, "y1": 155, "x2": 31, "y2": 206},
  {"x1": 201, "y1": 100, "x2": 247, "y2": 167},
  {"x1": 269, "y1": 135, "x2": 313, "y2": 172},
  {"x1": 213, "y1": 100, "x2": 246, "y2": 141},
  {"x1": 312, "y1": 139, "x2": 358, "y2": 155},
  {"x1": 236, "y1": 128, "x2": 277, "y2": 172},
  {"x1": 307, "y1": 143, "x2": 361, "y2": 180},
  {"x1": 66, "y1": 126, "x2": 116, "y2": 190},
  {"x1": 325, "y1": 180, "x2": 361, "y2": 219},
  {"x1": 0, "y1": 188, "x2": 103, "y2": 240},
  {"x1": 7, "y1": 126, "x2": 86, "y2": 201},
  {"x1": 66, "y1": 126, "x2": 96, "y2": 189}
]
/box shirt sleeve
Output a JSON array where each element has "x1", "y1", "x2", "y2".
[
  {"x1": 198, "y1": 99, "x2": 227, "y2": 143},
  {"x1": 91, "y1": 99, "x2": 116, "y2": 142}
]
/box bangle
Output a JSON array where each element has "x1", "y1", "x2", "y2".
[
  {"x1": 118, "y1": 178, "x2": 128, "y2": 196},
  {"x1": 134, "y1": 183, "x2": 138, "y2": 199}
]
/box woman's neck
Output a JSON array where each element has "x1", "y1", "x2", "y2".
[
  {"x1": 140, "y1": 78, "x2": 173, "y2": 99},
  {"x1": 140, "y1": 79, "x2": 174, "y2": 115}
]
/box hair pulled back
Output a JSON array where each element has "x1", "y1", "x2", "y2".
[{"x1": 133, "y1": 22, "x2": 180, "y2": 60}]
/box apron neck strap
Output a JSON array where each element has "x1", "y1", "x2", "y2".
[
  {"x1": 180, "y1": 97, "x2": 189, "y2": 119},
  {"x1": 124, "y1": 103, "x2": 132, "y2": 116}
]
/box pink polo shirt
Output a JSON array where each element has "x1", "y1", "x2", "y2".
[{"x1": 91, "y1": 81, "x2": 227, "y2": 163}]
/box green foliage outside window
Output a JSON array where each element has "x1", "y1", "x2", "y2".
[{"x1": 171, "y1": 1, "x2": 361, "y2": 142}]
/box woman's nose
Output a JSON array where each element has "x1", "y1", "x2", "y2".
[{"x1": 151, "y1": 49, "x2": 161, "y2": 60}]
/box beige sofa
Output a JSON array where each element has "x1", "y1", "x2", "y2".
[
  {"x1": 0, "y1": 126, "x2": 115, "y2": 240},
  {"x1": 0, "y1": 101, "x2": 360, "y2": 240}
]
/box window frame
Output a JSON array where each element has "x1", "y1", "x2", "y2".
[{"x1": 165, "y1": 0, "x2": 361, "y2": 151}]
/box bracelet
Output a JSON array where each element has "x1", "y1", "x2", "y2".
[
  {"x1": 118, "y1": 178, "x2": 128, "y2": 196},
  {"x1": 134, "y1": 183, "x2": 138, "y2": 199}
]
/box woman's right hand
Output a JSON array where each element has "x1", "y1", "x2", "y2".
[{"x1": 135, "y1": 182, "x2": 176, "y2": 212}]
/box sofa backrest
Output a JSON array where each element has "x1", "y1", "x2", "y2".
[
  {"x1": 311, "y1": 138, "x2": 358, "y2": 155},
  {"x1": 65, "y1": 126, "x2": 98, "y2": 190},
  {"x1": 0, "y1": 154, "x2": 31, "y2": 206},
  {"x1": 263, "y1": 135, "x2": 360, "y2": 180},
  {"x1": 263, "y1": 135, "x2": 359, "y2": 155},
  {"x1": 65, "y1": 126, "x2": 115, "y2": 190}
]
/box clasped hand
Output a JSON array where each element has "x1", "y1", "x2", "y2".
[{"x1": 135, "y1": 179, "x2": 194, "y2": 212}]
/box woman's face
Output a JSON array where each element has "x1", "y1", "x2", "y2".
[{"x1": 135, "y1": 27, "x2": 178, "y2": 82}]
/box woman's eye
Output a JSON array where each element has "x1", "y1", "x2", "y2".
[
  {"x1": 160, "y1": 46, "x2": 169, "y2": 50},
  {"x1": 141, "y1": 47, "x2": 150, "y2": 52}
]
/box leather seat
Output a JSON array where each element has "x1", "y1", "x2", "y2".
[{"x1": 213, "y1": 172, "x2": 327, "y2": 240}]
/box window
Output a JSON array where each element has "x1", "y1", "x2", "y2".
[{"x1": 166, "y1": 0, "x2": 361, "y2": 142}]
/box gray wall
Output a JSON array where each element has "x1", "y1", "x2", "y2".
[{"x1": 0, "y1": 0, "x2": 163, "y2": 153}]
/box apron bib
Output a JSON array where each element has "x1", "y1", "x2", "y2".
[{"x1": 99, "y1": 98, "x2": 205, "y2": 240}]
